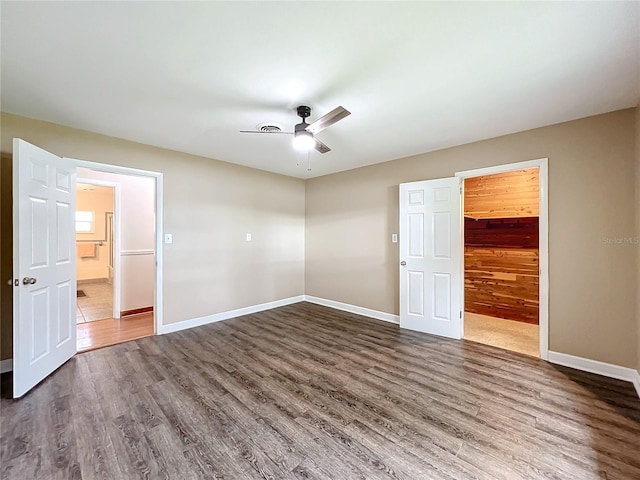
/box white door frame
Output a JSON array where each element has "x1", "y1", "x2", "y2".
[
  {"x1": 76, "y1": 178, "x2": 122, "y2": 319},
  {"x1": 455, "y1": 158, "x2": 549, "y2": 360},
  {"x1": 70, "y1": 159, "x2": 163, "y2": 334}
]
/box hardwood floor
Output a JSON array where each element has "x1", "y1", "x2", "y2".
[
  {"x1": 77, "y1": 313, "x2": 154, "y2": 352},
  {"x1": 2, "y1": 302, "x2": 639, "y2": 479}
]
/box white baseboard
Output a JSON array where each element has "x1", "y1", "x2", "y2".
[
  {"x1": 304, "y1": 295, "x2": 399, "y2": 324},
  {"x1": 548, "y1": 351, "x2": 640, "y2": 399},
  {"x1": 633, "y1": 370, "x2": 640, "y2": 399},
  {"x1": 0, "y1": 359, "x2": 13, "y2": 374},
  {"x1": 157, "y1": 295, "x2": 305, "y2": 335},
  {"x1": 157, "y1": 295, "x2": 398, "y2": 335}
]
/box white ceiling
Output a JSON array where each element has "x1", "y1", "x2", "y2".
[{"x1": 2, "y1": 2, "x2": 639, "y2": 179}]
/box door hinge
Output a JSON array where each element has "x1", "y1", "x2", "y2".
[{"x1": 460, "y1": 311, "x2": 462, "y2": 319}]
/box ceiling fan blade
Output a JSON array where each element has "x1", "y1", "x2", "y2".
[
  {"x1": 306, "y1": 106, "x2": 351, "y2": 134},
  {"x1": 239, "y1": 130, "x2": 293, "y2": 135},
  {"x1": 314, "y1": 138, "x2": 331, "y2": 154}
]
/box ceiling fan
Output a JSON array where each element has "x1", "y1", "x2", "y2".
[{"x1": 240, "y1": 105, "x2": 350, "y2": 154}]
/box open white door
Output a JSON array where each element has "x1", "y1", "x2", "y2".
[
  {"x1": 12, "y1": 139, "x2": 77, "y2": 398},
  {"x1": 399, "y1": 177, "x2": 462, "y2": 338}
]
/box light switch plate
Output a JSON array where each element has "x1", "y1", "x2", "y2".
[{"x1": 392, "y1": 233, "x2": 398, "y2": 243}]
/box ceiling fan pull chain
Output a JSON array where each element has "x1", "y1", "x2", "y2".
[{"x1": 307, "y1": 152, "x2": 312, "y2": 172}]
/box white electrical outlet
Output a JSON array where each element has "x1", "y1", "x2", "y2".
[
  {"x1": 246, "y1": 233, "x2": 252, "y2": 242},
  {"x1": 391, "y1": 233, "x2": 398, "y2": 243}
]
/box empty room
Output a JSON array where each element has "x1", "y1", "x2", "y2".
[{"x1": 1, "y1": 2, "x2": 639, "y2": 480}]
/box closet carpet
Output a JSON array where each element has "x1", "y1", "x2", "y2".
[
  {"x1": 464, "y1": 312, "x2": 539, "y2": 357},
  {"x1": 1, "y1": 302, "x2": 639, "y2": 479}
]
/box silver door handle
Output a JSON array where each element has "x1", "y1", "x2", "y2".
[
  {"x1": 29, "y1": 278, "x2": 37, "y2": 285},
  {"x1": 400, "y1": 261, "x2": 407, "y2": 266},
  {"x1": 22, "y1": 277, "x2": 36, "y2": 285}
]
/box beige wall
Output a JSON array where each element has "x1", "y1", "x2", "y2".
[
  {"x1": 76, "y1": 187, "x2": 114, "y2": 281},
  {"x1": 1, "y1": 113, "x2": 306, "y2": 337},
  {"x1": 2, "y1": 109, "x2": 638, "y2": 370},
  {"x1": 306, "y1": 109, "x2": 638, "y2": 369},
  {"x1": 77, "y1": 168, "x2": 156, "y2": 312},
  {"x1": 0, "y1": 154, "x2": 12, "y2": 361}
]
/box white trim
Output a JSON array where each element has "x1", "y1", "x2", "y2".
[
  {"x1": 154, "y1": 175, "x2": 164, "y2": 334},
  {"x1": 454, "y1": 159, "x2": 547, "y2": 179},
  {"x1": 157, "y1": 295, "x2": 398, "y2": 335},
  {"x1": 548, "y1": 351, "x2": 640, "y2": 399},
  {"x1": 114, "y1": 185, "x2": 122, "y2": 318},
  {"x1": 0, "y1": 359, "x2": 13, "y2": 374},
  {"x1": 77, "y1": 177, "x2": 122, "y2": 319},
  {"x1": 68, "y1": 158, "x2": 163, "y2": 335},
  {"x1": 72, "y1": 160, "x2": 160, "y2": 177},
  {"x1": 633, "y1": 370, "x2": 640, "y2": 399},
  {"x1": 304, "y1": 296, "x2": 400, "y2": 324},
  {"x1": 121, "y1": 249, "x2": 155, "y2": 256},
  {"x1": 157, "y1": 296, "x2": 305, "y2": 334},
  {"x1": 538, "y1": 159, "x2": 549, "y2": 360},
  {"x1": 455, "y1": 158, "x2": 549, "y2": 360}
]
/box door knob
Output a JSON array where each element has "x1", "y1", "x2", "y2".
[
  {"x1": 22, "y1": 277, "x2": 36, "y2": 285},
  {"x1": 29, "y1": 278, "x2": 37, "y2": 285},
  {"x1": 400, "y1": 261, "x2": 407, "y2": 266}
]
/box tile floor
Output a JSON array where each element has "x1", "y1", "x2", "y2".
[
  {"x1": 463, "y1": 311, "x2": 539, "y2": 357},
  {"x1": 76, "y1": 281, "x2": 114, "y2": 323}
]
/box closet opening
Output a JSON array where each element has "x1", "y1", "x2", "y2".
[{"x1": 462, "y1": 167, "x2": 540, "y2": 357}]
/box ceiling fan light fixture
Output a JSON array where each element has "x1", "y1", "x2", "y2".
[
  {"x1": 241, "y1": 105, "x2": 348, "y2": 155},
  {"x1": 292, "y1": 130, "x2": 315, "y2": 151}
]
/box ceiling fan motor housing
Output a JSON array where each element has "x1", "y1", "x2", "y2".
[
  {"x1": 296, "y1": 105, "x2": 311, "y2": 119},
  {"x1": 295, "y1": 105, "x2": 312, "y2": 133}
]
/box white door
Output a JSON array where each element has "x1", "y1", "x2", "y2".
[
  {"x1": 13, "y1": 139, "x2": 77, "y2": 398},
  {"x1": 399, "y1": 177, "x2": 462, "y2": 338}
]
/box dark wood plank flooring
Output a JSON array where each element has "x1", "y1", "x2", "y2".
[{"x1": 1, "y1": 302, "x2": 639, "y2": 480}]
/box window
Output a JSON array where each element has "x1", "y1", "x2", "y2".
[{"x1": 75, "y1": 211, "x2": 94, "y2": 233}]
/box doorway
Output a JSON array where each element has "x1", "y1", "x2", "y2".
[
  {"x1": 462, "y1": 168, "x2": 540, "y2": 356},
  {"x1": 456, "y1": 159, "x2": 549, "y2": 359},
  {"x1": 74, "y1": 167, "x2": 157, "y2": 352},
  {"x1": 398, "y1": 158, "x2": 548, "y2": 359},
  {"x1": 75, "y1": 181, "x2": 115, "y2": 324},
  {"x1": 10, "y1": 139, "x2": 164, "y2": 398}
]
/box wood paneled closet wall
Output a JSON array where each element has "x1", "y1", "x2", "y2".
[{"x1": 464, "y1": 168, "x2": 539, "y2": 324}]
